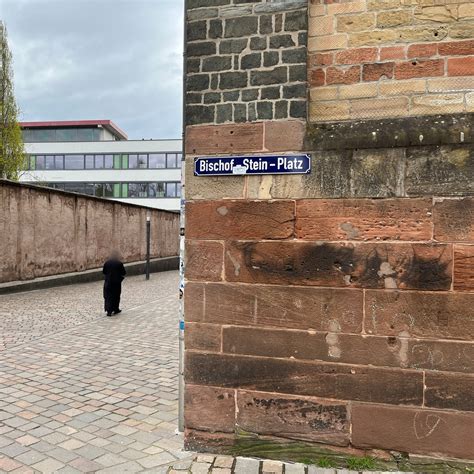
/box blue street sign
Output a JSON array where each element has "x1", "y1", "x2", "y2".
[{"x1": 194, "y1": 154, "x2": 311, "y2": 176}]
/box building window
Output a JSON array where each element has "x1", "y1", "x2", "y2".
[
  {"x1": 149, "y1": 182, "x2": 165, "y2": 197},
  {"x1": 65, "y1": 155, "x2": 84, "y2": 170},
  {"x1": 128, "y1": 183, "x2": 148, "y2": 198},
  {"x1": 149, "y1": 154, "x2": 166, "y2": 169},
  {"x1": 85, "y1": 155, "x2": 94, "y2": 169}
]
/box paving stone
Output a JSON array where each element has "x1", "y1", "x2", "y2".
[
  {"x1": 262, "y1": 460, "x2": 284, "y2": 474},
  {"x1": 31, "y1": 458, "x2": 65, "y2": 473},
  {"x1": 0, "y1": 457, "x2": 23, "y2": 472},
  {"x1": 14, "y1": 450, "x2": 47, "y2": 465},
  {"x1": 234, "y1": 457, "x2": 260, "y2": 474},
  {"x1": 137, "y1": 451, "x2": 176, "y2": 468},
  {"x1": 285, "y1": 462, "x2": 307, "y2": 473},
  {"x1": 196, "y1": 454, "x2": 215, "y2": 464},
  {"x1": 214, "y1": 456, "x2": 234, "y2": 468},
  {"x1": 191, "y1": 462, "x2": 212, "y2": 474}
]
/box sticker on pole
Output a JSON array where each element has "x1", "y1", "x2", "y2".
[{"x1": 194, "y1": 155, "x2": 311, "y2": 176}]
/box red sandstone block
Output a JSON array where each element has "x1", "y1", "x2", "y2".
[
  {"x1": 185, "y1": 384, "x2": 235, "y2": 433},
  {"x1": 186, "y1": 123, "x2": 264, "y2": 155},
  {"x1": 362, "y1": 62, "x2": 394, "y2": 81},
  {"x1": 185, "y1": 323, "x2": 221, "y2": 352},
  {"x1": 352, "y1": 403, "x2": 474, "y2": 459},
  {"x1": 425, "y1": 372, "x2": 474, "y2": 412},
  {"x1": 224, "y1": 241, "x2": 453, "y2": 290},
  {"x1": 184, "y1": 429, "x2": 236, "y2": 452},
  {"x1": 454, "y1": 244, "x2": 474, "y2": 291},
  {"x1": 335, "y1": 47, "x2": 377, "y2": 65},
  {"x1": 309, "y1": 53, "x2": 334, "y2": 67},
  {"x1": 264, "y1": 120, "x2": 306, "y2": 152},
  {"x1": 380, "y1": 46, "x2": 406, "y2": 61},
  {"x1": 433, "y1": 198, "x2": 474, "y2": 242},
  {"x1": 395, "y1": 59, "x2": 444, "y2": 80},
  {"x1": 202, "y1": 282, "x2": 363, "y2": 332},
  {"x1": 326, "y1": 66, "x2": 361, "y2": 85},
  {"x1": 407, "y1": 43, "x2": 438, "y2": 59},
  {"x1": 204, "y1": 282, "x2": 255, "y2": 326},
  {"x1": 185, "y1": 352, "x2": 423, "y2": 406},
  {"x1": 296, "y1": 198, "x2": 432, "y2": 241},
  {"x1": 236, "y1": 390, "x2": 350, "y2": 445},
  {"x1": 185, "y1": 240, "x2": 223, "y2": 282},
  {"x1": 448, "y1": 56, "x2": 474, "y2": 76},
  {"x1": 186, "y1": 200, "x2": 295, "y2": 240},
  {"x1": 222, "y1": 327, "x2": 474, "y2": 373},
  {"x1": 184, "y1": 282, "x2": 205, "y2": 322},
  {"x1": 365, "y1": 290, "x2": 474, "y2": 341},
  {"x1": 438, "y1": 40, "x2": 474, "y2": 56},
  {"x1": 309, "y1": 68, "x2": 326, "y2": 87}
]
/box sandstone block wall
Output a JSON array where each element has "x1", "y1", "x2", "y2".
[
  {"x1": 183, "y1": 0, "x2": 474, "y2": 467},
  {"x1": 308, "y1": 0, "x2": 474, "y2": 121},
  {"x1": 0, "y1": 181, "x2": 179, "y2": 283}
]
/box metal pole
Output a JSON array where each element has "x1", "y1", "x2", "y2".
[
  {"x1": 178, "y1": 0, "x2": 188, "y2": 434},
  {"x1": 146, "y1": 215, "x2": 151, "y2": 280}
]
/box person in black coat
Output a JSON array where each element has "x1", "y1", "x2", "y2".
[{"x1": 102, "y1": 251, "x2": 126, "y2": 317}]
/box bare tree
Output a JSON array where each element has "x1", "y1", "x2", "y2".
[{"x1": 0, "y1": 21, "x2": 25, "y2": 180}]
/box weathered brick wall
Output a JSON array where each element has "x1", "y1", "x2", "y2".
[
  {"x1": 184, "y1": 0, "x2": 474, "y2": 467},
  {"x1": 309, "y1": 0, "x2": 474, "y2": 121},
  {"x1": 0, "y1": 181, "x2": 179, "y2": 283}
]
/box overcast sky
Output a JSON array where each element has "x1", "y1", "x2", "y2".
[{"x1": 0, "y1": 0, "x2": 184, "y2": 139}]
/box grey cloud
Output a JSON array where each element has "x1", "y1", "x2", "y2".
[{"x1": 0, "y1": 0, "x2": 184, "y2": 139}]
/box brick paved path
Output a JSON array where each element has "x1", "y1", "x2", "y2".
[{"x1": 0, "y1": 271, "x2": 191, "y2": 473}]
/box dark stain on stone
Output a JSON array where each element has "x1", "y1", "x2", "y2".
[{"x1": 399, "y1": 252, "x2": 451, "y2": 290}]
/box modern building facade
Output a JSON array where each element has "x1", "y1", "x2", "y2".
[{"x1": 20, "y1": 120, "x2": 182, "y2": 211}]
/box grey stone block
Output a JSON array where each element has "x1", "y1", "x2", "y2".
[
  {"x1": 275, "y1": 100, "x2": 289, "y2": 119},
  {"x1": 254, "y1": 0, "x2": 307, "y2": 13},
  {"x1": 202, "y1": 55, "x2": 232, "y2": 72},
  {"x1": 216, "y1": 103, "x2": 234, "y2": 123},
  {"x1": 187, "y1": 74, "x2": 210, "y2": 92},
  {"x1": 264, "y1": 50, "x2": 280, "y2": 67},
  {"x1": 186, "y1": 105, "x2": 215, "y2": 125},
  {"x1": 257, "y1": 101, "x2": 274, "y2": 120},
  {"x1": 187, "y1": 20, "x2": 207, "y2": 42},
  {"x1": 187, "y1": 41, "x2": 217, "y2": 57},
  {"x1": 250, "y1": 66, "x2": 288, "y2": 86},
  {"x1": 260, "y1": 15, "x2": 273, "y2": 34},
  {"x1": 285, "y1": 9, "x2": 308, "y2": 31},
  {"x1": 234, "y1": 103, "x2": 248, "y2": 123},
  {"x1": 209, "y1": 19, "x2": 223, "y2": 39},
  {"x1": 250, "y1": 36, "x2": 267, "y2": 50},
  {"x1": 219, "y1": 71, "x2": 248, "y2": 89},
  {"x1": 282, "y1": 46, "x2": 307, "y2": 64},
  {"x1": 261, "y1": 86, "x2": 281, "y2": 100},
  {"x1": 290, "y1": 99, "x2": 307, "y2": 118},
  {"x1": 241, "y1": 52, "x2": 262, "y2": 70},
  {"x1": 220, "y1": 38, "x2": 248, "y2": 54},
  {"x1": 242, "y1": 89, "x2": 259, "y2": 101},
  {"x1": 269, "y1": 33, "x2": 295, "y2": 49},
  {"x1": 225, "y1": 16, "x2": 258, "y2": 38}
]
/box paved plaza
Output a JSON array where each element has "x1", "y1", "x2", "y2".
[{"x1": 0, "y1": 271, "x2": 189, "y2": 473}]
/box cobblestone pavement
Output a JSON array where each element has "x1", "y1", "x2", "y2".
[
  {"x1": 0, "y1": 271, "x2": 193, "y2": 473},
  {"x1": 0, "y1": 274, "x2": 180, "y2": 352},
  {"x1": 167, "y1": 454, "x2": 404, "y2": 474}
]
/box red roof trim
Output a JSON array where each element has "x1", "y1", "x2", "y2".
[{"x1": 19, "y1": 120, "x2": 128, "y2": 140}]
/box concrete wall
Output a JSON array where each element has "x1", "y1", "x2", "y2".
[
  {"x1": 183, "y1": 0, "x2": 474, "y2": 469},
  {"x1": 0, "y1": 180, "x2": 179, "y2": 283}
]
